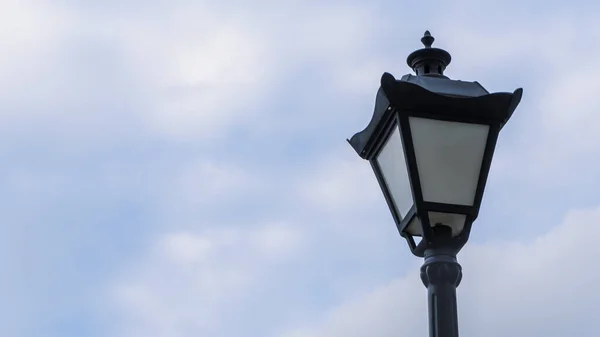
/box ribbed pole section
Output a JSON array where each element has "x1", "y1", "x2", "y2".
[{"x1": 420, "y1": 250, "x2": 462, "y2": 337}]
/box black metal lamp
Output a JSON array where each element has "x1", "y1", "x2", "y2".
[{"x1": 348, "y1": 31, "x2": 522, "y2": 337}]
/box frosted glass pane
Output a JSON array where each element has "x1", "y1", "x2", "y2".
[
  {"x1": 376, "y1": 125, "x2": 413, "y2": 219},
  {"x1": 406, "y1": 217, "x2": 422, "y2": 236},
  {"x1": 428, "y1": 212, "x2": 466, "y2": 237},
  {"x1": 409, "y1": 117, "x2": 489, "y2": 206}
]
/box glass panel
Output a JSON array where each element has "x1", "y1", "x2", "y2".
[
  {"x1": 406, "y1": 216, "x2": 422, "y2": 236},
  {"x1": 409, "y1": 117, "x2": 489, "y2": 206},
  {"x1": 428, "y1": 212, "x2": 466, "y2": 237},
  {"x1": 376, "y1": 124, "x2": 413, "y2": 219}
]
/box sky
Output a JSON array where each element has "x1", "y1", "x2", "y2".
[{"x1": 2, "y1": 0, "x2": 600, "y2": 336}]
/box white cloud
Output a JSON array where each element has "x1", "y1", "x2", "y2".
[
  {"x1": 279, "y1": 205, "x2": 600, "y2": 337},
  {"x1": 252, "y1": 223, "x2": 303, "y2": 259},
  {"x1": 113, "y1": 222, "x2": 305, "y2": 337},
  {"x1": 0, "y1": 1, "x2": 69, "y2": 72},
  {"x1": 0, "y1": 1, "x2": 73, "y2": 119},
  {"x1": 0, "y1": 1, "x2": 383, "y2": 143},
  {"x1": 162, "y1": 232, "x2": 213, "y2": 264},
  {"x1": 298, "y1": 153, "x2": 381, "y2": 213},
  {"x1": 93, "y1": 2, "x2": 381, "y2": 141},
  {"x1": 169, "y1": 160, "x2": 254, "y2": 205},
  {"x1": 114, "y1": 8, "x2": 272, "y2": 141}
]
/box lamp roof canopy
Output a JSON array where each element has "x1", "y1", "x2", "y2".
[{"x1": 347, "y1": 31, "x2": 523, "y2": 159}]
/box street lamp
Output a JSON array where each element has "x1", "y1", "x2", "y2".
[{"x1": 348, "y1": 31, "x2": 522, "y2": 337}]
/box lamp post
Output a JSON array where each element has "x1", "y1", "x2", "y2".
[{"x1": 348, "y1": 31, "x2": 523, "y2": 337}]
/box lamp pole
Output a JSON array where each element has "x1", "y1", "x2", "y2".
[
  {"x1": 347, "y1": 31, "x2": 523, "y2": 337},
  {"x1": 421, "y1": 228, "x2": 462, "y2": 337}
]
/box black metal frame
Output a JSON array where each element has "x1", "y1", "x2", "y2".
[{"x1": 348, "y1": 73, "x2": 522, "y2": 257}]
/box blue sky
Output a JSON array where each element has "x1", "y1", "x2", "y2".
[{"x1": 2, "y1": 1, "x2": 600, "y2": 336}]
